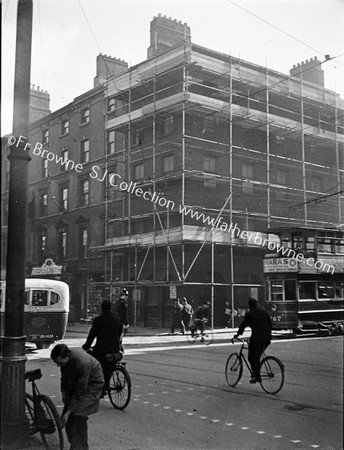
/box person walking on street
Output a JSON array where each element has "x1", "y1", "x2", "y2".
[
  {"x1": 82, "y1": 300, "x2": 123, "y2": 393},
  {"x1": 171, "y1": 298, "x2": 184, "y2": 334},
  {"x1": 234, "y1": 297, "x2": 273, "y2": 383},
  {"x1": 50, "y1": 344, "x2": 104, "y2": 450},
  {"x1": 181, "y1": 297, "x2": 193, "y2": 333},
  {"x1": 115, "y1": 288, "x2": 129, "y2": 351}
]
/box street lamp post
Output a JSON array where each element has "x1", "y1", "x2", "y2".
[{"x1": 0, "y1": 0, "x2": 33, "y2": 447}]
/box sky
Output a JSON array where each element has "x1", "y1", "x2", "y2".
[{"x1": 2, "y1": 0, "x2": 344, "y2": 135}]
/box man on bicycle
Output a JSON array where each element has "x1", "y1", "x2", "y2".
[
  {"x1": 191, "y1": 301, "x2": 211, "y2": 336},
  {"x1": 235, "y1": 298, "x2": 273, "y2": 383},
  {"x1": 82, "y1": 300, "x2": 123, "y2": 393}
]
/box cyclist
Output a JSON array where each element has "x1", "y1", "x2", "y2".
[
  {"x1": 234, "y1": 297, "x2": 273, "y2": 383},
  {"x1": 82, "y1": 300, "x2": 123, "y2": 393},
  {"x1": 191, "y1": 301, "x2": 211, "y2": 338}
]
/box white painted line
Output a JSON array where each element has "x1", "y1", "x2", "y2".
[
  {"x1": 211, "y1": 419, "x2": 220, "y2": 423},
  {"x1": 186, "y1": 412, "x2": 194, "y2": 416},
  {"x1": 162, "y1": 391, "x2": 168, "y2": 394},
  {"x1": 143, "y1": 401, "x2": 150, "y2": 404},
  {"x1": 291, "y1": 440, "x2": 301, "y2": 443},
  {"x1": 256, "y1": 431, "x2": 265, "y2": 434},
  {"x1": 153, "y1": 404, "x2": 160, "y2": 407},
  {"x1": 200, "y1": 416, "x2": 208, "y2": 420},
  {"x1": 273, "y1": 435, "x2": 282, "y2": 439},
  {"x1": 175, "y1": 409, "x2": 182, "y2": 413},
  {"x1": 309, "y1": 446, "x2": 320, "y2": 448},
  {"x1": 163, "y1": 406, "x2": 171, "y2": 409},
  {"x1": 225, "y1": 423, "x2": 234, "y2": 426},
  {"x1": 240, "y1": 427, "x2": 249, "y2": 430},
  {"x1": 148, "y1": 393, "x2": 154, "y2": 396}
]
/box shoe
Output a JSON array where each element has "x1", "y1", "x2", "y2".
[{"x1": 249, "y1": 378, "x2": 257, "y2": 384}]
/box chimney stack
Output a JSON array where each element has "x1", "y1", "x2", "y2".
[{"x1": 290, "y1": 56, "x2": 324, "y2": 87}]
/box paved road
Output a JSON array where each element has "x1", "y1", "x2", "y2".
[{"x1": 26, "y1": 335, "x2": 343, "y2": 450}]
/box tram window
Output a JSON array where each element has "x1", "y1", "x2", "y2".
[
  {"x1": 318, "y1": 283, "x2": 334, "y2": 299},
  {"x1": 50, "y1": 291, "x2": 60, "y2": 305},
  {"x1": 317, "y1": 238, "x2": 333, "y2": 253},
  {"x1": 24, "y1": 290, "x2": 30, "y2": 305},
  {"x1": 292, "y1": 233, "x2": 303, "y2": 250},
  {"x1": 32, "y1": 290, "x2": 48, "y2": 306},
  {"x1": 285, "y1": 280, "x2": 296, "y2": 300},
  {"x1": 271, "y1": 281, "x2": 283, "y2": 301},
  {"x1": 305, "y1": 237, "x2": 315, "y2": 252},
  {"x1": 336, "y1": 239, "x2": 344, "y2": 254},
  {"x1": 299, "y1": 282, "x2": 316, "y2": 300},
  {"x1": 335, "y1": 283, "x2": 344, "y2": 299}
]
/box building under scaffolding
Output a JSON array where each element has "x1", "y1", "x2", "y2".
[
  {"x1": 2, "y1": 15, "x2": 343, "y2": 328},
  {"x1": 87, "y1": 15, "x2": 344, "y2": 327}
]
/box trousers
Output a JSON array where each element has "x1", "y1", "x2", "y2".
[
  {"x1": 248, "y1": 341, "x2": 269, "y2": 380},
  {"x1": 65, "y1": 414, "x2": 89, "y2": 450}
]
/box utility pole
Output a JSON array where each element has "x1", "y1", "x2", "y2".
[{"x1": 0, "y1": 0, "x2": 33, "y2": 447}]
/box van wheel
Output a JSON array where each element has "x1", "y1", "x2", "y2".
[{"x1": 36, "y1": 341, "x2": 51, "y2": 350}]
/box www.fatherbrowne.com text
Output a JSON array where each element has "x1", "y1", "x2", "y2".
[{"x1": 8, "y1": 134, "x2": 335, "y2": 274}]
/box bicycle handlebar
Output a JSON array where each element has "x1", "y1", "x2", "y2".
[{"x1": 231, "y1": 336, "x2": 246, "y2": 344}]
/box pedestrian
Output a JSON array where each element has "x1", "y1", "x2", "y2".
[
  {"x1": 224, "y1": 301, "x2": 231, "y2": 327},
  {"x1": 50, "y1": 343, "x2": 104, "y2": 450},
  {"x1": 181, "y1": 297, "x2": 193, "y2": 333},
  {"x1": 191, "y1": 301, "x2": 211, "y2": 335},
  {"x1": 171, "y1": 298, "x2": 183, "y2": 334},
  {"x1": 114, "y1": 288, "x2": 129, "y2": 351},
  {"x1": 82, "y1": 300, "x2": 123, "y2": 393},
  {"x1": 234, "y1": 297, "x2": 273, "y2": 383}
]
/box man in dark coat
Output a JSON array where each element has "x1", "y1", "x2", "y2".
[
  {"x1": 235, "y1": 297, "x2": 273, "y2": 383},
  {"x1": 82, "y1": 300, "x2": 123, "y2": 390},
  {"x1": 51, "y1": 344, "x2": 104, "y2": 450}
]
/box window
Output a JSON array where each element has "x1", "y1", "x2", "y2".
[
  {"x1": 80, "y1": 179, "x2": 90, "y2": 206},
  {"x1": 162, "y1": 155, "x2": 174, "y2": 173},
  {"x1": 133, "y1": 163, "x2": 144, "y2": 180},
  {"x1": 58, "y1": 230, "x2": 67, "y2": 259},
  {"x1": 38, "y1": 233, "x2": 46, "y2": 258},
  {"x1": 317, "y1": 237, "x2": 333, "y2": 253},
  {"x1": 42, "y1": 158, "x2": 49, "y2": 178},
  {"x1": 107, "y1": 130, "x2": 126, "y2": 154},
  {"x1": 318, "y1": 283, "x2": 335, "y2": 299},
  {"x1": 32, "y1": 290, "x2": 48, "y2": 307},
  {"x1": 59, "y1": 187, "x2": 68, "y2": 212},
  {"x1": 80, "y1": 107, "x2": 90, "y2": 125},
  {"x1": 51, "y1": 292, "x2": 60, "y2": 305},
  {"x1": 42, "y1": 129, "x2": 49, "y2": 144},
  {"x1": 203, "y1": 156, "x2": 216, "y2": 187},
  {"x1": 242, "y1": 163, "x2": 254, "y2": 195},
  {"x1": 133, "y1": 129, "x2": 144, "y2": 146},
  {"x1": 39, "y1": 193, "x2": 48, "y2": 216},
  {"x1": 61, "y1": 149, "x2": 69, "y2": 171},
  {"x1": 292, "y1": 233, "x2": 303, "y2": 251},
  {"x1": 299, "y1": 282, "x2": 316, "y2": 300},
  {"x1": 108, "y1": 97, "x2": 116, "y2": 112},
  {"x1": 61, "y1": 119, "x2": 69, "y2": 136},
  {"x1": 163, "y1": 116, "x2": 174, "y2": 135},
  {"x1": 80, "y1": 139, "x2": 90, "y2": 163},
  {"x1": 79, "y1": 227, "x2": 88, "y2": 258},
  {"x1": 276, "y1": 169, "x2": 287, "y2": 185},
  {"x1": 270, "y1": 280, "x2": 283, "y2": 301},
  {"x1": 305, "y1": 236, "x2": 315, "y2": 252}
]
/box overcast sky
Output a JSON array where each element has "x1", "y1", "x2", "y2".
[{"x1": 2, "y1": 0, "x2": 344, "y2": 135}]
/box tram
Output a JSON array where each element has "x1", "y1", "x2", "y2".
[
  {"x1": 264, "y1": 227, "x2": 344, "y2": 334},
  {"x1": 0, "y1": 278, "x2": 70, "y2": 349}
]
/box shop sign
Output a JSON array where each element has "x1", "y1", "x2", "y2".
[
  {"x1": 263, "y1": 257, "x2": 298, "y2": 273},
  {"x1": 31, "y1": 259, "x2": 63, "y2": 276},
  {"x1": 170, "y1": 285, "x2": 177, "y2": 299}
]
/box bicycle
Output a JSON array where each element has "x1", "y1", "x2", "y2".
[
  {"x1": 105, "y1": 352, "x2": 132, "y2": 410},
  {"x1": 186, "y1": 318, "x2": 213, "y2": 345},
  {"x1": 25, "y1": 368, "x2": 64, "y2": 449},
  {"x1": 86, "y1": 349, "x2": 131, "y2": 410},
  {"x1": 225, "y1": 337, "x2": 285, "y2": 394}
]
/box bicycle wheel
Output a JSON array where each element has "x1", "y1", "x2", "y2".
[
  {"x1": 35, "y1": 395, "x2": 64, "y2": 449},
  {"x1": 25, "y1": 393, "x2": 38, "y2": 436},
  {"x1": 108, "y1": 365, "x2": 131, "y2": 410},
  {"x1": 201, "y1": 326, "x2": 213, "y2": 345},
  {"x1": 259, "y1": 356, "x2": 284, "y2": 394},
  {"x1": 186, "y1": 328, "x2": 200, "y2": 344},
  {"x1": 225, "y1": 353, "x2": 243, "y2": 387}
]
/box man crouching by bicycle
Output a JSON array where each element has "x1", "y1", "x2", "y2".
[
  {"x1": 234, "y1": 298, "x2": 273, "y2": 383},
  {"x1": 191, "y1": 301, "x2": 211, "y2": 336},
  {"x1": 82, "y1": 300, "x2": 123, "y2": 395},
  {"x1": 51, "y1": 344, "x2": 104, "y2": 450}
]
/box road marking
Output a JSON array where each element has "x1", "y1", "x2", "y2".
[
  {"x1": 225, "y1": 423, "x2": 234, "y2": 426},
  {"x1": 163, "y1": 406, "x2": 171, "y2": 410},
  {"x1": 186, "y1": 412, "x2": 194, "y2": 416},
  {"x1": 256, "y1": 431, "x2": 265, "y2": 434},
  {"x1": 273, "y1": 435, "x2": 282, "y2": 439},
  {"x1": 240, "y1": 427, "x2": 249, "y2": 430},
  {"x1": 175, "y1": 409, "x2": 182, "y2": 413},
  {"x1": 291, "y1": 440, "x2": 301, "y2": 443},
  {"x1": 200, "y1": 416, "x2": 208, "y2": 420},
  {"x1": 211, "y1": 419, "x2": 220, "y2": 423}
]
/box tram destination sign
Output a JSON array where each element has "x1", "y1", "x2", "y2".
[{"x1": 263, "y1": 257, "x2": 298, "y2": 273}]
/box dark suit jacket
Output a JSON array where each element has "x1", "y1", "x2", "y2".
[
  {"x1": 83, "y1": 311, "x2": 123, "y2": 358},
  {"x1": 238, "y1": 306, "x2": 273, "y2": 344}
]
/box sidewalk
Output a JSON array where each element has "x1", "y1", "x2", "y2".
[{"x1": 66, "y1": 321, "x2": 237, "y2": 337}]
